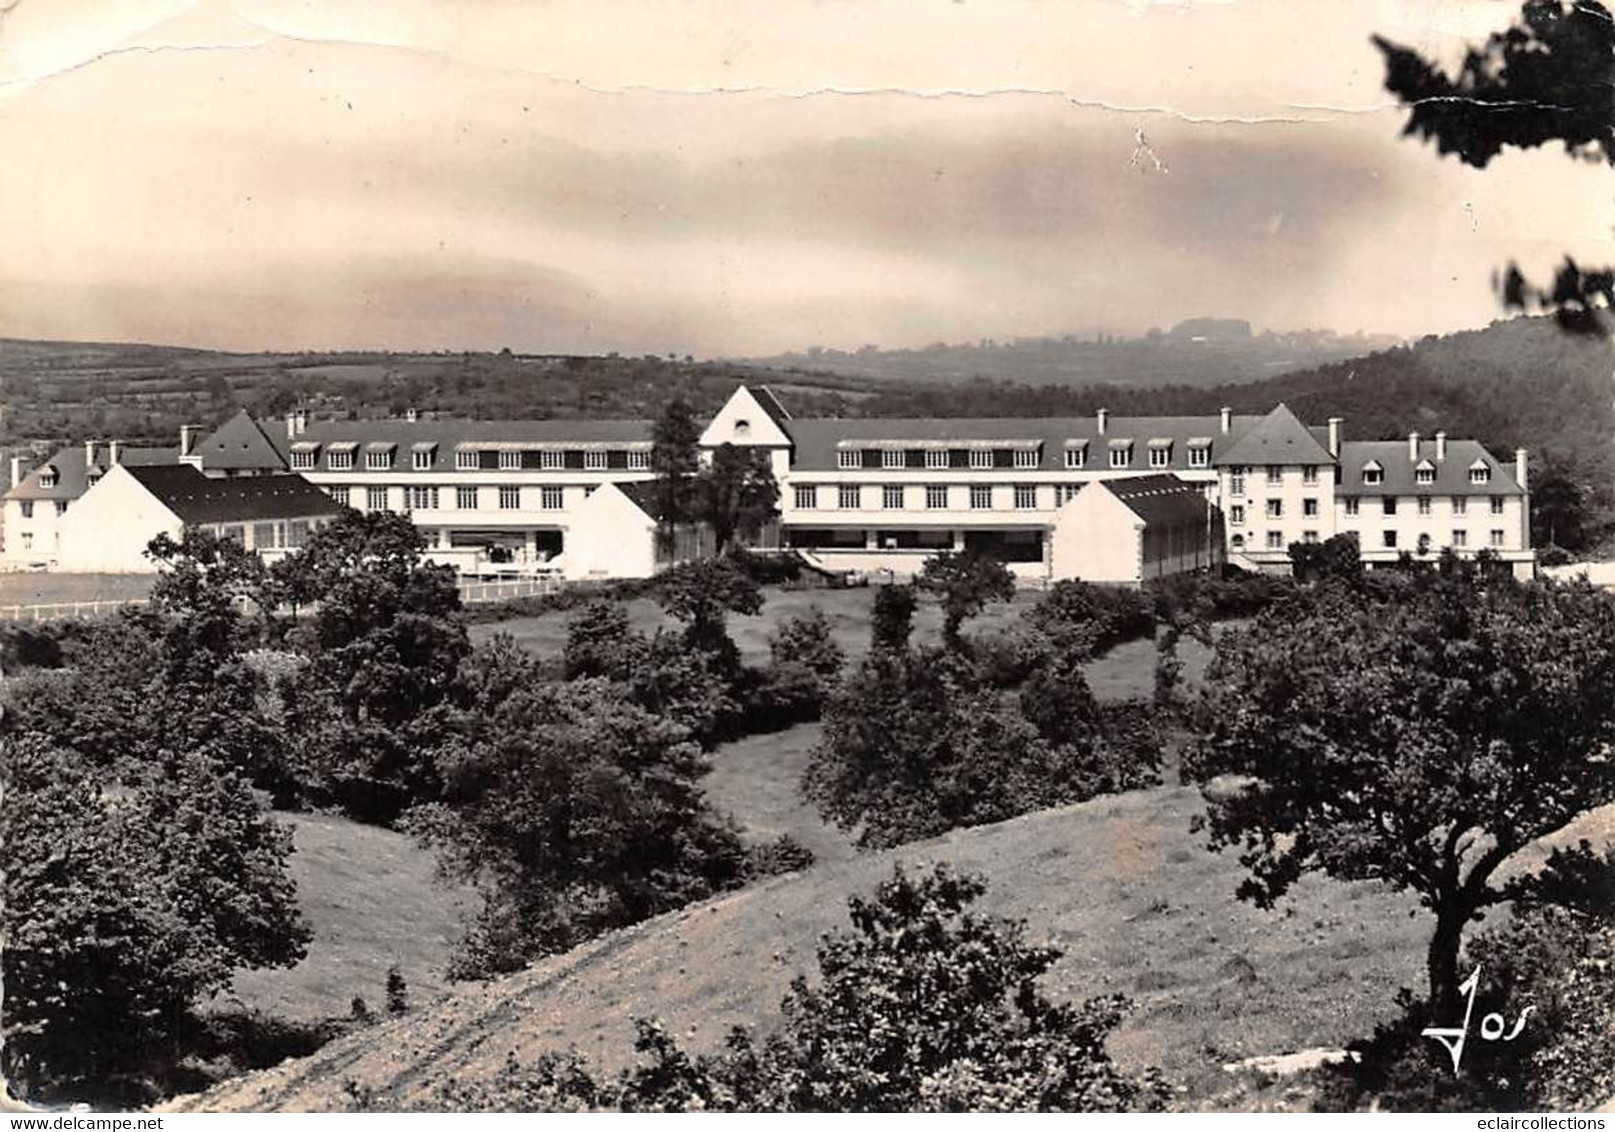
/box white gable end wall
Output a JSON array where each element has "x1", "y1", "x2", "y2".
[
  {"x1": 563, "y1": 483, "x2": 658, "y2": 581},
  {"x1": 699, "y1": 387, "x2": 793, "y2": 477},
  {"x1": 56, "y1": 466, "x2": 183, "y2": 574},
  {"x1": 1049, "y1": 485, "x2": 1145, "y2": 583}
]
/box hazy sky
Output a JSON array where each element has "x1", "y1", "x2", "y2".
[{"x1": 0, "y1": 0, "x2": 1607, "y2": 356}]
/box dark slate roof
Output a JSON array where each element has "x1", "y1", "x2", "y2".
[
  {"x1": 751, "y1": 386, "x2": 793, "y2": 426},
  {"x1": 783, "y1": 414, "x2": 1260, "y2": 473},
  {"x1": 5, "y1": 444, "x2": 179, "y2": 501},
  {"x1": 124, "y1": 466, "x2": 342, "y2": 524},
  {"x1": 615, "y1": 479, "x2": 674, "y2": 521},
  {"x1": 194, "y1": 410, "x2": 290, "y2": 471},
  {"x1": 258, "y1": 417, "x2": 656, "y2": 473},
  {"x1": 1105, "y1": 474, "x2": 1217, "y2": 526},
  {"x1": 1214, "y1": 404, "x2": 1335, "y2": 467},
  {"x1": 1335, "y1": 440, "x2": 1524, "y2": 497}
]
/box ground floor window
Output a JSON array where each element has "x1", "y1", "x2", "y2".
[{"x1": 963, "y1": 528, "x2": 1042, "y2": 563}]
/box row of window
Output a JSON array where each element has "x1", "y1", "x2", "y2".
[
  {"x1": 331, "y1": 484, "x2": 571, "y2": 511},
  {"x1": 1229, "y1": 496, "x2": 1508, "y2": 523},
  {"x1": 293, "y1": 447, "x2": 652, "y2": 472},
  {"x1": 1227, "y1": 465, "x2": 1322, "y2": 494},
  {"x1": 16, "y1": 500, "x2": 69, "y2": 519},
  {"x1": 835, "y1": 445, "x2": 1212, "y2": 471},
  {"x1": 1236, "y1": 529, "x2": 1508, "y2": 551},
  {"x1": 795, "y1": 484, "x2": 1049, "y2": 511}
]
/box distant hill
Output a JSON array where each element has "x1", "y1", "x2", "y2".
[
  {"x1": 737, "y1": 324, "x2": 1401, "y2": 389},
  {"x1": 832, "y1": 317, "x2": 1614, "y2": 548}
]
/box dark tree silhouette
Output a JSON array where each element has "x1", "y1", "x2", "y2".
[{"x1": 1374, "y1": 1, "x2": 1615, "y2": 333}]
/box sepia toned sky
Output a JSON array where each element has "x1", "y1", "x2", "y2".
[{"x1": 0, "y1": 0, "x2": 1608, "y2": 356}]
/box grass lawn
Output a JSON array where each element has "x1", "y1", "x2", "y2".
[
  {"x1": 0, "y1": 572, "x2": 154, "y2": 608},
  {"x1": 220, "y1": 812, "x2": 474, "y2": 1024}
]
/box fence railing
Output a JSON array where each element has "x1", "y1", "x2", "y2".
[
  {"x1": 458, "y1": 577, "x2": 563, "y2": 604},
  {"x1": 0, "y1": 598, "x2": 150, "y2": 622}
]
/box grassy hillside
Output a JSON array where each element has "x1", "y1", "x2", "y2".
[
  {"x1": 219, "y1": 812, "x2": 473, "y2": 1024},
  {"x1": 170, "y1": 781, "x2": 1442, "y2": 1112}
]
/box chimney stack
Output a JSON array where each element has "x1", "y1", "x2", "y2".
[
  {"x1": 295, "y1": 408, "x2": 309, "y2": 435},
  {"x1": 1408, "y1": 431, "x2": 1420, "y2": 463},
  {"x1": 1435, "y1": 431, "x2": 1447, "y2": 462},
  {"x1": 1515, "y1": 448, "x2": 1529, "y2": 491},
  {"x1": 109, "y1": 440, "x2": 123, "y2": 466},
  {"x1": 10, "y1": 455, "x2": 24, "y2": 489},
  {"x1": 1219, "y1": 406, "x2": 1232, "y2": 435},
  {"x1": 1327, "y1": 417, "x2": 1342, "y2": 459},
  {"x1": 1096, "y1": 408, "x2": 1108, "y2": 435},
  {"x1": 286, "y1": 411, "x2": 297, "y2": 440},
  {"x1": 179, "y1": 425, "x2": 197, "y2": 458},
  {"x1": 84, "y1": 440, "x2": 96, "y2": 468}
]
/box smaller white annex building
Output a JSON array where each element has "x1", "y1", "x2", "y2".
[
  {"x1": 1050, "y1": 474, "x2": 1226, "y2": 584},
  {"x1": 56, "y1": 464, "x2": 344, "y2": 573}
]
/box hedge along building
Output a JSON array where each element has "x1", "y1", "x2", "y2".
[{"x1": 55, "y1": 464, "x2": 343, "y2": 573}]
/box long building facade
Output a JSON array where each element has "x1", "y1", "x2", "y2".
[{"x1": 1, "y1": 385, "x2": 1535, "y2": 581}]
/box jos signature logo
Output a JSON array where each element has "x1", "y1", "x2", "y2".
[{"x1": 1422, "y1": 966, "x2": 1535, "y2": 1074}]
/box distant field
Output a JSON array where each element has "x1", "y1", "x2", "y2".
[
  {"x1": 223, "y1": 812, "x2": 473, "y2": 1024},
  {"x1": 0, "y1": 572, "x2": 154, "y2": 608}
]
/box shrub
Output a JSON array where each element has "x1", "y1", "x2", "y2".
[
  {"x1": 745, "y1": 833, "x2": 816, "y2": 878},
  {"x1": 1025, "y1": 580, "x2": 1155, "y2": 658},
  {"x1": 424, "y1": 866, "x2": 1167, "y2": 1112}
]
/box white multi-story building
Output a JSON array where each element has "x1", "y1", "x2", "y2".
[
  {"x1": 28, "y1": 385, "x2": 1527, "y2": 581},
  {"x1": 1, "y1": 440, "x2": 179, "y2": 569}
]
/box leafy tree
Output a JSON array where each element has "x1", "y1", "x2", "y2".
[
  {"x1": 562, "y1": 599, "x2": 643, "y2": 681},
  {"x1": 767, "y1": 606, "x2": 845, "y2": 683},
  {"x1": 1288, "y1": 532, "x2": 1363, "y2": 584},
  {"x1": 275, "y1": 510, "x2": 469, "y2": 821},
  {"x1": 1185, "y1": 576, "x2": 1615, "y2": 1017},
  {"x1": 654, "y1": 557, "x2": 764, "y2": 674},
  {"x1": 1529, "y1": 456, "x2": 1596, "y2": 551},
  {"x1": 696, "y1": 443, "x2": 780, "y2": 554},
  {"x1": 916, "y1": 551, "x2": 1017, "y2": 649},
  {"x1": 407, "y1": 677, "x2": 747, "y2": 977},
  {"x1": 430, "y1": 866, "x2": 1165, "y2": 1112},
  {"x1": 1023, "y1": 579, "x2": 1155, "y2": 658},
  {"x1": 651, "y1": 398, "x2": 703, "y2": 547},
  {"x1": 870, "y1": 582, "x2": 918, "y2": 654},
  {"x1": 1, "y1": 736, "x2": 309, "y2": 1103},
  {"x1": 805, "y1": 648, "x2": 1095, "y2": 849},
  {"x1": 1375, "y1": 0, "x2": 1614, "y2": 333}
]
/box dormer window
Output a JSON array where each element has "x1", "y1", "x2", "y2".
[
  {"x1": 327, "y1": 443, "x2": 357, "y2": 471},
  {"x1": 1469, "y1": 460, "x2": 1491, "y2": 485},
  {"x1": 925, "y1": 450, "x2": 949, "y2": 469},
  {"x1": 968, "y1": 449, "x2": 993, "y2": 470},
  {"x1": 838, "y1": 450, "x2": 860, "y2": 470},
  {"x1": 37, "y1": 467, "x2": 57, "y2": 489},
  {"x1": 499, "y1": 450, "x2": 522, "y2": 470},
  {"x1": 1415, "y1": 459, "x2": 1435, "y2": 485},
  {"x1": 1012, "y1": 448, "x2": 1039, "y2": 469},
  {"x1": 291, "y1": 442, "x2": 320, "y2": 470},
  {"x1": 1187, "y1": 439, "x2": 1211, "y2": 469},
  {"x1": 86, "y1": 472, "x2": 101, "y2": 487},
  {"x1": 365, "y1": 442, "x2": 396, "y2": 470},
  {"x1": 1362, "y1": 460, "x2": 1384, "y2": 486},
  {"x1": 1108, "y1": 440, "x2": 1133, "y2": 469},
  {"x1": 412, "y1": 442, "x2": 437, "y2": 470},
  {"x1": 1064, "y1": 441, "x2": 1088, "y2": 469},
  {"x1": 456, "y1": 449, "x2": 480, "y2": 470},
  {"x1": 584, "y1": 450, "x2": 608, "y2": 470},
  {"x1": 1148, "y1": 439, "x2": 1173, "y2": 469},
  {"x1": 541, "y1": 450, "x2": 565, "y2": 470},
  {"x1": 882, "y1": 449, "x2": 905, "y2": 470},
  {"x1": 627, "y1": 450, "x2": 650, "y2": 470}
]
